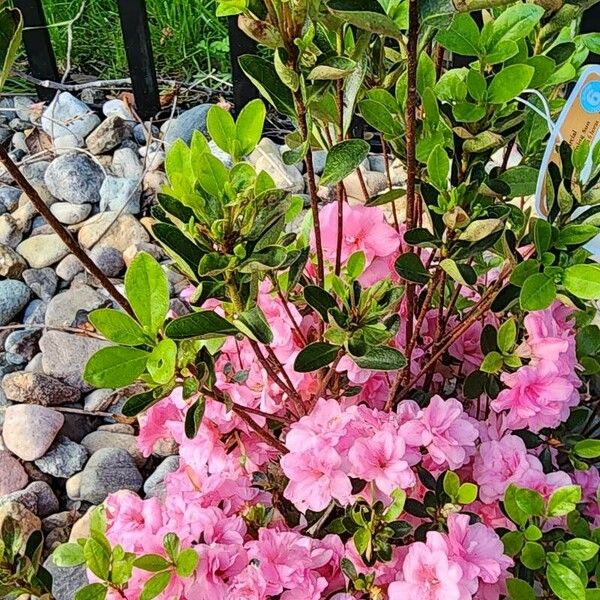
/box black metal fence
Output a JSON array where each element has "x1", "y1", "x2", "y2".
[{"x1": 12, "y1": 0, "x2": 600, "y2": 120}]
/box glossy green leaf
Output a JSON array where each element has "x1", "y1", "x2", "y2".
[
  {"x1": 235, "y1": 99, "x2": 266, "y2": 156},
  {"x1": 133, "y1": 554, "x2": 170, "y2": 572},
  {"x1": 435, "y1": 14, "x2": 480, "y2": 56},
  {"x1": 294, "y1": 342, "x2": 339, "y2": 372},
  {"x1": 84, "y1": 346, "x2": 150, "y2": 388},
  {"x1": 547, "y1": 562, "x2": 586, "y2": 600},
  {"x1": 165, "y1": 311, "x2": 238, "y2": 340},
  {"x1": 234, "y1": 305, "x2": 273, "y2": 344},
  {"x1": 140, "y1": 571, "x2": 172, "y2": 600},
  {"x1": 394, "y1": 252, "x2": 430, "y2": 284},
  {"x1": 185, "y1": 397, "x2": 206, "y2": 439},
  {"x1": 147, "y1": 339, "x2": 177, "y2": 385},
  {"x1": 207, "y1": 105, "x2": 236, "y2": 155},
  {"x1": 352, "y1": 346, "x2": 406, "y2": 371},
  {"x1": 427, "y1": 144, "x2": 449, "y2": 192},
  {"x1": 520, "y1": 273, "x2": 556, "y2": 311},
  {"x1": 89, "y1": 309, "x2": 148, "y2": 346},
  {"x1": 563, "y1": 265, "x2": 600, "y2": 300},
  {"x1": 488, "y1": 65, "x2": 534, "y2": 104},
  {"x1": 320, "y1": 139, "x2": 370, "y2": 186}
]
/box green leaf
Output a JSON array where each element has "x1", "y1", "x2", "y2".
[
  {"x1": 235, "y1": 99, "x2": 266, "y2": 156},
  {"x1": 427, "y1": 144, "x2": 449, "y2": 192},
  {"x1": 485, "y1": 40, "x2": 519, "y2": 64},
  {"x1": 533, "y1": 218, "x2": 553, "y2": 255},
  {"x1": 84, "y1": 346, "x2": 149, "y2": 388},
  {"x1": 506, "y1": 578, "x2": 535, "y2": 600},
  {"x1": 489, "y1": 4, "x2": 544, "y2": 46},
  {"x1": 503, "y1": 531, "x2": 524, "y2": 556},
  {"x1": 176, "y1": 548, "x2": 199, "y2": 578},
  {"x1": 547, "y1": 562, "x2": 586, "y2": 600},
  {"x1": 75, "y1": 584, "x2": 108, "y2": 600},
  {"x1": 558, "y1": 225, "x2": 599, "y2": 248},
  {"x1": 444, "y1": 471, "x2": 460, "y2": 498},
  {"x1": 563, "y1": 265, "x2": 600, "y2": 300},
  {"x1": 480, "y1": 351, "x2": 503, "y2": 373},
  {"x1": 498, "y1": 166, "x2": 539, "y2": 198},
  {"x1": 458, "y1": 219, "x2": 504, "y2": 242},
  {"x1": 352, "y1": 346, "x2": 406, "y2": 371},
  {"x1": 0, "y1": 9, "x2": 23, "y2": 91},
  {"x1": 122, "y1": 386, "x2": 169, "y2": 418},
  {"x1": 133, "y1": 554, "x2": 170, "y2": 572},
  {"x1": 308, "y1": 56, "x2": 357, "y2": 80},
  {"x1": 453, "y1": 102, "x2": 486, "y2": 123},
  {"x1": 326, "y1": 0, "x2": 402, "y2": 38},
  {"x1": 320, "y1": 139, "x2": 370, "y2": 187},
  {"x1": 417, "y1": 54, "x2": 436, "y2": 96},
  {"x1": 394, "y1": 252, "x2": 430, "y2": 284},
  {"x1": 457, "y1": 482, "x2": 478, "y2": 504},
  {"x1": 359, "y1": 99, "x2": 398, "y2": 136},
  {"x1": 304, "y1": 285, "x2": 337, "y2": 321},
  {"x1": 440, "y1": 258, "x2": 477, "y2": 286},
  {"x1": 466, "y1": 69, "x2": 487, "y2": 102},
  {"x1": 510, "y1": 260, "x2": 540, "y2": 287},
  {"x1": 185, "y1": 397, "x2": 206, "y2": 439},
  {"x1": 547, "y1": 485, "x2": 582, "y2": 517},
  {"x1": 488, "y1": 65, "x2": 534, "y2": 105},
  {"x1": 521, "y1": 541, "x2": 546, "y2": 570},
  {"x1": 152, "y1": 223, "x2": 203, "y2": 278},
  {"x1": 503, "y1": 484, "x2": 529, "y2": 526},
  {"x1": 234, "y1": 305, "x2": 273, "y2": 344},
  {"x1": 52, "y1": 543, "x2": 85, "y2": 567},
  {"x1": 163, "y1": 533, "x2": 180, "y2": 561},
  {"x1": 140, "y1": 571, "x2": 172, "y2": 600},
  {"x1": 165, "y1": 311, "x2": 238, "y2": 340},
  {"x1": 365, "y1": 188, "x2": 406, "y2": 208},
  {"x1": 196, "y1": 153, "x2": 229, "y2": 198},
  {"x1": 383, "y1": 489, "x2": 406, "y2": 522},
  {"x1": 207, "y1": 105, "x2": 236, "y2": 155},
  {"x1": 147, "y1": 339, "x2": 177, "y2": 385},
  {"x1": 125, "y1": 252, "x2": 169, "y2": 337},
  {"x1": 294, "y1": 342, "x2": 339, "y2": 372},
  {"x1": 564, "y1": 539, "x2": 600, "y2": 562},
  {"x1": 497, "y1": 318, "x2": 516, "y2": 352},
  {"x1": 435, "y1": 14, "x2": 480, "y2": 56},
  {"x1": 83, "y1": 538, "x2": 110, "y2": 579},
  {"x1": 239, "y1": 55, "x2": 295, "y2": 118},
  {"x1": 519, "y1": 273, "x2": 556, "y2": 311},
  {"x1": 347, "y1": 251, "x2": 366, "y2": 279},
  {"x1": 574, "y1": 440, "x2": 600, "y2": 459},
  {"x1": 274, "y1": 48, "x2": 299, "y2": 92}
]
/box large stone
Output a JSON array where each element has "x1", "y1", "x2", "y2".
[
  {"x1": 2, "y1": 404, "x2": 64, "y2": 461},
  {"x1": 34, "y1": 436, "x2": 88, "y2": 478},
  {"x1": 81, "y1": 430, "x2": 145, "y2": 467},
  {"x1": 0, "y1": 244, "x2": 27, "y2": 277},
  {"x1": 4, "y1": 329, "x2": 41, "y2": 363},
  {"x1": 0, "y1": 279, "x2": 30, "y2": 325},
  {"x1": 252, "y1": 138, "x2": 305, "y2": 193},
  {"x1": 111, "y1": 147, "x2": 143, "y2": 179},
  {"x1": 89, "y1": 246, "x2": 124, "y2": 277},
  {"x1": 144, "y1": 456, "x2": 179, "y2": 499},
  {"x1": 44, "y1": 556, "x2": 89, "y2": 600},
  {"x1": 16, "y1": 233, "x2": 69, "y2": 268},
  {"x1": 98, "y1": 176, "x2": 140, "y2": 214},
  {"x1": 163, "y1": 104, "x2": 211, "y2": 146},
  {"x1": 0, "y1": 450, "x2": 28, "y2": 495},
  {"x1": 86, "y1": 115, "x2": 128, "y2": 154},
  {"x1": 102, "y1": 99, "x2": 134, "y2": 121},
  {"x1": 22, "y1": 267, "x2": 58, "y2": 301},
  {"x1": 50, "y1": 202, "x2": 92, "y2": 225},
  {"x1": 78, "y1": 212, "x2": 149, "y2": 252},
  {"x1": 79, "y1": 447, "x2": 143, "y2": 503},
  {"x1": 44, "y1": 152, "x2": 105, "y2": 204},
  {"x1": 0, "y1": 502, "x2": 41, "y2": 551},
  {"x1": 45, "y1": 285, "x2": 106, "y2": 328},
  {"x1": 0, "y1": 185, "x2": 21, "y2": 212},
  {"x1": 0, "y1": 214, "x2": 23, "y2": 248},
  {"x1": 39, "y1": 330, "x2": 110, "y2": 390},
  {"x1": 2, "y1": 371, "x2": 80, "y2": 406},
  {"x1": 41, "y1": 92, "x2": 100, "y2": 140},
  {"x1": 55, "y1": 254, "x2": 83, "y2": 282}
]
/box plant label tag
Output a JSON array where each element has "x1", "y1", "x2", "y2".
[{"x1": 535, "y1": 65, "x2": 600, "y2": 255}]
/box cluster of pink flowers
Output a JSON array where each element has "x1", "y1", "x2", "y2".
[{"x1": 94, "y1": 204, "x2": 592, "y2": 599}]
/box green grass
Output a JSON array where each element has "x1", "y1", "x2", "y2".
[{"x1": 33, "y1": 0, "x2": 230, "y2": 82}]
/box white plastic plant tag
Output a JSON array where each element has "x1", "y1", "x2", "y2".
[{"x1": 535, "y1": 65, "x2": 600, "y2": 255}]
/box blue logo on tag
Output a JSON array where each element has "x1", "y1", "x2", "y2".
[{"x1": 581, "y1": 81, "x2": 600, "y2": 113}]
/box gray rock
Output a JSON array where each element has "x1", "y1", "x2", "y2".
[
  {"x1": 0, "y1": 244, "x2": 27, "y2": 277},
  {"x1": 58, "y1": 402, "x2": 99, "y2": 443},
  {"x1": 13, "y1": 96, "x2": 35, "y2": 121},
  {"x1": 2, "y1": 404, "x2": 64, "y2": 461},
  {"x1": 98, "y1": 176, "x2": 140, "y2": 213},
  {"x1": 122, "y1": 241, "x2": 164, "y2": 267},
  {"x1": 252, "y1": 138, "x2": 305, "y2": 193},
  {"x1": 209, "y1": 140, "x2": 233, "y2": 167},
  {"x1": 89, "y1": 246, "x2": 124, "y2": 277},
  {"x1": 79, "y1": 447, "x2": 143, "y2": 503},
  {"x1": 17, "y1": 233, "x2": 69, "y2": 268},
  {"x1": 39, "y1": 330, "x2": 110, "y2": 390},
  {"x1": 4, "y1": 329, "x2": 41, "y2": 363},
  {"x1": 22, "y1": 268, "x2": 58, "y2": 301},
  {"x1": 163, "y1": 104, "x2": 211, "y2": 147},
  {"x1": 81, "y1": 430, "x2": 145, "y2": 467},
  {"x1": 0, "y1": 214, "x2": 23, "y2": 248},
  {"x1": 53, "y1": 132, "x2": 84, "y2": 154},
  {"x1": 2, "y1": 371, "x2": 80, "y2": 406},
  {"x1": 0, "y1": 185, "x2": 20, "y2": 212},
  {"x1": 27, "y1": 480, "x2": 60, "y2": 516},
  {"x1": 25, "y1": 352, "x2": 44, "y2": 374},
  {"x1": 9, "y1": 117, "x2": 31, "y2": 131},
  {"x1": 111, "y1": 147, "x2": 143, "y2": 179},
  {"x1": 133, "y1": 122, "x2": 159, "y2": 144},
  {"x1": 23, "y1": 299, "x2": 47, "y2": 325},
  {"x1": 102, "y1": 99, "x2": 134, "y2": 121},
  {"x1": 55, "y1": 254, "x2": 83, "y2": 282},
  {"x1": 86, "y1": 115, "x2": 129, "y2": 155},
  {"x1": 21, "y1": 160, "x2": 50, "y2": 186},
  {"x1": 45, "y1": 285, "x2": 106, "y2": 328},
  {"x1": 50, "y1": 201, "x2": 92, "y2": 225},
  {"x1": 0, "y1": 97, "x2": 15, "y2": 120},
  {"x1": 11, "y1": 131, "x2": 29, "y2": 153},
  {"x1": 311, "y1": 149, "x2": 328, "y2": 175},
  {"x1": 143, "y1": 146, "x2": 165, "y2": 171},
  {"x1": 44, "y1": 152, "x2": 105, "y2": 204},
  {"x1": 144, "y1": 456, "x2": 179, "y2": 499},
  {"x1": 78, "y1": 212, "x2": 149, "y2": 251},
  {"x1": 34, "y1": 436, "x2": 88, "y2": 478},
  {"x1": 41, "y1": 92, "x2": 100, "y2": 140},
  {"x1": 0, "y1": 280, "x2": 30, "y2": 325},
  {"x1": 83, "y1": 388, "x2": 114, "y2": 412},
  {"x1": 44, "y1": 556, "x2": 89, "y2": 600}
]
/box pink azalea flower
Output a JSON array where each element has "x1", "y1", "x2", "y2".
[
  {"x1": 348, "y1": 430, "x2": 415, "y2": 495},
  {"x1": 281, "y1": 444, "x2": 352, "y2": 512},
  {"x1": 388, "y1": 532, "x2": 465, "y2": 600},
  {"x1": 472, "y1": 435, "x2": 543, "y2": 503},
  {"x1": 228, "y1": 566, "x2": 269, "y2": 600},
  {"x1": 491, "y1": 359, "x2": 577, "y2": 432}
]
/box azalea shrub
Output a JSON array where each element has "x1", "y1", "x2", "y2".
[{"x1": 51, "y1": 1, "x2": 600, "y2": 599}]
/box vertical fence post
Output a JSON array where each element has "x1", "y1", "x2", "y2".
[
  {"x1": 116, "y1": 0, "x2": 160, "y2": 119},
  {"x1": 13, "y1": 0, "x2": 59, "y2": 102},
  {"x1": 228, "y1": 16, "x2": 259, "y2": 115}
]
